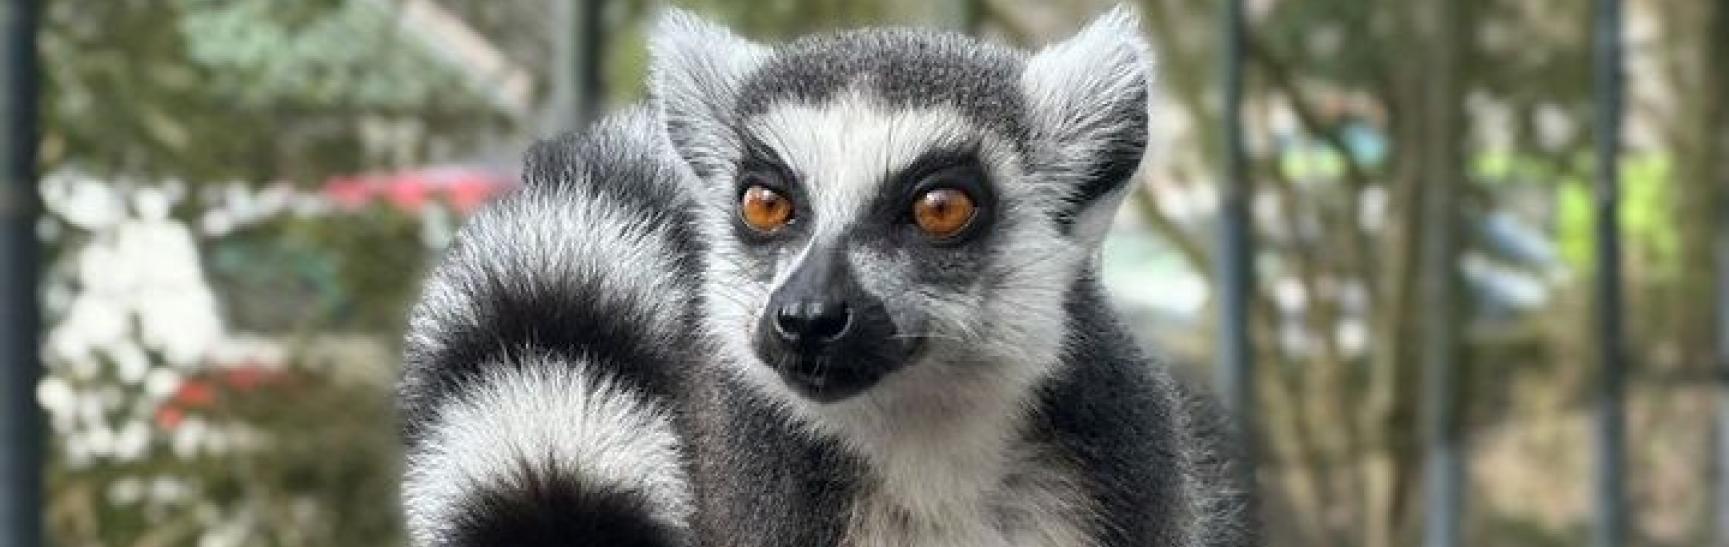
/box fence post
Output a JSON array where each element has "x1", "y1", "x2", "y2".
[
  {"x1": 1215, "y1": 0, "x2": 1256, "y2": 467},
  {"x1": 936, "y1": 0, "x2": 978, "y2": 34},
  {"x1": 551, "y1": 0, "x2": 606, "y2": 132},
  {"x1": 1717, "y1": 165, "x2": 1729, "y2": 547},
  {"x1": 1710, "y1": 2, "x2": 1729, "y2": 544},
  {"x1": 1590, "y1": 0, "x2": 1627, "y2": 545},
  {"x1": 1418, "y1": 0, "x2": 1467, "y2": 542},
  {"x1": 0, "y1": 0, "x2": 41, "y2": 546}
]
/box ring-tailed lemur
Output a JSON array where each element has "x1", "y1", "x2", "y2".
[{"x1": 399, "y1": 6, "x2": 1255, "y2": 547}]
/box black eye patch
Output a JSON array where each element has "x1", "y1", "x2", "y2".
[
  {"x1": 736, "y1": 133, "x2": 800, "y2": 191},
  {"x1": 892, "y1": 144, "x2": 984, "y2": 189},
  {"x1": 731, "y1": 133, "x2": 808, "y2": 244},
  {"x1": 865, "y1": 144, "x2": 997, "y2": 245}
]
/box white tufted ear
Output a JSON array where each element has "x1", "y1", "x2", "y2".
[
  {"x1": 1021, "y1": 5, "x2": 1154, "y2": 244},
  {"x1": 647, "y1": 9, "x2": 770, "y2": 181}
]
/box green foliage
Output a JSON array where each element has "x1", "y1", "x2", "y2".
[
  {"x1": 586, "y1": 0, "x2": 907, "y2": 108},
  {"x1": 40, "y1": 3, "x2": 461, "y2": 544},
  {"x1": 176, "y1": 0, "x2": 480, "y2": 112},
  {"x1": 1555, "y1": 154, "x2": 1679, "y2": 277},
  {"x1": 46, "y1": 371, "x2": 403, "y2": 547},
  {"x1": 215, "y1": 372, "x2": 404, "y2": 546},
  {"x1": 41, "y1": 0, "x2": 504, "y2": 184},
  {"x1": 207, "y1": 207, "x2": 428, "y2": 335},
  {"x1": 1260, "y1": 0, "x2": 1384, "y2": 87}
]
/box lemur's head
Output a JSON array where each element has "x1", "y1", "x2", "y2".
[{"x1": 651, "y1": 8, "x2": 1151, "y2": 409}]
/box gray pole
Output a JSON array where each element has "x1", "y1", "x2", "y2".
[
  {"x1": 551, "y1": 0, "x2": 605, "y2": 132},
  {"x1": 0, "y1": 0, "x2": 41, "y2": 546},
  {"x1": 1590, "y1": 0, "x2": 1627, "y2": 545},
  {"x1": 1216, "y1": 0, "x2": 1255, "y2": 464},
  {"x1": 1420, "y1": 0, "x2": 1467, "y2": 545},
  {"x1": 1717, "y1": 163, "x2": 1729, "y2": 547},
  {"x1": 1710, "y1": 2, "x2": 1729, "y2": 543},
  {"x1": 935, "y1": 0, "x2": 978, "y2": 33}
]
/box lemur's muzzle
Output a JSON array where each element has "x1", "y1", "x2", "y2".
[{"x1": 753, "y1": 245, "x2": 913, "y2": 402}]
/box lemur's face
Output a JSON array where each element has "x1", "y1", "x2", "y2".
[
  {"x1": 651, "y1": 10, "x2": 1151, "y2": 406},
  {"x1": 714, "y1": 94, "x2": 1021, "y2": 403}
]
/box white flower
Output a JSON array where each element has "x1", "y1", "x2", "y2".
[
  {"x1": 107, "y1": 477, "x2": 145, "y2": 506},
  {"x1": 113, "y1": 420, "x2": 152, "y2": 462},
  {"x1": 149, "y1": 476, "x2": 191, "y2": 505},
  {"x1": 48, "y1": 292, "x2": 128, "y2": 370},
  {"x1": 173, "y1": 418, "x2": 209, "y2": 459},
  {"x1": 133, "y1": 187, "x2": 173, "y2": 221},
  {"x1": 40, "y1": 172, "x2": 125, "y2": 231},
  {"x1": 109, "y1": 340, "x2": 151, "y2": 385},
  {"x1": 144, "y1": 368, "x2": 184, "y2": 400},
  {"x1": 35, "y1": 376, "x2": 74, "y2": 420},
  {"x1": 84, "y1": 424, "x2": 116, "y2": 458}
]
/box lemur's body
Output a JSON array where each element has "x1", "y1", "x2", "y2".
[{"x1": 399, "y1": 8, "x2": 1255, "y2": 547}]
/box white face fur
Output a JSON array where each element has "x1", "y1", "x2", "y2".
[
  {"x1": 649, "y1": 7, "x2": 1154, "y2": 441},
  {"x1": 710, "y1": 93, "x2": 1080, "y2": 430}
]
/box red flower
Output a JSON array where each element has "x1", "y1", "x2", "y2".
[
  {"x1": 171, "y1": 379, "x2": 217, "y2": 409},
  {"x1": 155, "y1": 406, "x2": 185, "y2": 430},
  {"x1": 323, "y1": 176, "x2": 375, "y2": 211},
  {"x1": 325, "y1": 167, "x2": 515, "y2": 215},
  {"x1": 446, "y1": 174, "x2": 502, "y2": 214},
  {"x1": 385, "y1": 176, "x2": 431, "y2": 213},
  {"x1": 218, "y1": 365, "x2": 285, "y2": 392}
]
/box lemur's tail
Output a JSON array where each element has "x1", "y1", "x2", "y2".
[{"x1": 397, "y1": 110, "x2": 700, "y2": 547}]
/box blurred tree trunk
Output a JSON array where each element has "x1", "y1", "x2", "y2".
[
  {"x1": 1363, "y1": 2, "x2": 1475, "y2": 546},
  {"x1": 1656, "y1": 1, "x2": 1728, "y2": 542},
  {"x1": 1669, "y1": 0, "x2": 1727, "y2": 372},
  {"x1": 1682, "y1": 1, "x2": 1729, "y2": 545},
  {"x1": 1416, "y1": 0, "x2": 1470, "y2": 544}
]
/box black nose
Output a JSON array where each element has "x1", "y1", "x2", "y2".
[{"x1": 773, "y1": 300, "x2": 852, "y2": 345}]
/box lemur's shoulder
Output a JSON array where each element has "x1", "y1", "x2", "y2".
[{"x1": 1036, "y1": 277, "x2": 1256, "y2": 547}]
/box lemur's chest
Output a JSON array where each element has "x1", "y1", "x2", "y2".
[{"x1": 838, "y1": 448, "x2": 1097, "y2": 547}]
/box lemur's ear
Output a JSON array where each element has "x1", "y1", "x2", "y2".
[
  {"x1": 1021, "y1": 5, "x2": 1153, "y2": 244},
  {"x1": 648, "y1": 9, "x2": 769, "y2": 181}
]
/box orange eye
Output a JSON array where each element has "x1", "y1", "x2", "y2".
[
  {"x1": 740, "y1": 185, "x2": 794, "y2": 231},
  {"x1": 911, "y1": 188, "x2": 977, "y2": 239}
]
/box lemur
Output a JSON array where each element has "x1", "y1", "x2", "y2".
[{"x1": 398, "y1": 6, "x2": 1256, "y2": 547}]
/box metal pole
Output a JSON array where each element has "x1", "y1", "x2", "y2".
[
  {"x1": 1709, "y1": 3, "x2": 1729, "y2": 543},
  {"x1": 1216, "y1": 0, "x2": 1256, "y2": 463},
  {"x1": 0, "y1": 0, "x2": 41, "y2": 546},
  {"x1": 936, "y1": 0, "x2": 979, "y2": 33},
  {"x1": 1420, "y1": 0, "x2": 1467, "y2": 545},
  {"x1": 1717, "y1": 165, "x2": 1729, "y2": 547},
  {"x1": 1590, "y1": 0, "x2": 1627, "y2": 544},
  {"x1": 551, "y1": 0, "x2": 605, "y2": 132}
]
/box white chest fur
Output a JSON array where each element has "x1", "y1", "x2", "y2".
[
  {"x1": 783, "y1": 338, "x2": 1096, "y2": 547},
  {"x1": 840, "y1": 442, "x2": 1096, "y2": 547}
]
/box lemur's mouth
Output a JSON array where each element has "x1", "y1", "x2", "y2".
[
  {"x1": 764, "y1": 337, "x2": 919, "y2": 402},
  {"x1": 775, "y1": 356, "x2": 887, "y2": 403}
]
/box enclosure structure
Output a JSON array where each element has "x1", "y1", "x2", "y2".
[{"x1": 2, "y1": 1, "x2": 42, "y2": 546}]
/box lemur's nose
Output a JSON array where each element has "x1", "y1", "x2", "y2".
[{"x1": 773, "y1": 300, "x2": 852, "y2": 344}]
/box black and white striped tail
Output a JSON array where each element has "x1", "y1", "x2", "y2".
[
  {"x1": 397, "y1": 110, "x2": 699, "y2": 547},
  {"x1": 402, "y1": 361, "x2": 691, "y2": 546}
]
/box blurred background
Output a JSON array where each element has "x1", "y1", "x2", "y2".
[{"x1": 0, "y1": 0, "x2": 1723, "y2": 546}]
